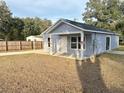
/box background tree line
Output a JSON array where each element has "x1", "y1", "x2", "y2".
[
  {"x1": 0, "y1": 0, "x2": 51, "y2": 41},
  {"x1": 83, "y1": 0, "x2": 124, "y2": 40},
  {"x1": 1, "y1": 0, "x2": 124, "y2": 41}
]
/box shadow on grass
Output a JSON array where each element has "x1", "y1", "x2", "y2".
[{"x1": 75, "y1": 57, "x2": 124, "y2": 93}]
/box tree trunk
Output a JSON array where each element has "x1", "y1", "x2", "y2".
[{"x1": 5, "y1": 35, "x2": 8, "y2": 41}]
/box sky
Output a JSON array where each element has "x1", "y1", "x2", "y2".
[{"x1": 4, "y1": 0, "x2": 88, "y2": 23}]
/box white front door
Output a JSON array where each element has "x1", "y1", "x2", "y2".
[{"x1": 59, "y1": 36, "x2": 67, "y2": 54}]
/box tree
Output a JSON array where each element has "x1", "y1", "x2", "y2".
[
  {"x1": 83, "y1": 0, "x2": 123, "y2": 31},
  {"x1": 22, "y1": 17, "x2": 51, "y2": 39},
  {"x1": 9, "y1": 17, "x2": 24, "y2": 40},
  {"x1": 0, "y1": 0, "x2": 12, "y2": 40},
  {"x1": 0, "y1": 0, "x2": 52, "y2": 41}
]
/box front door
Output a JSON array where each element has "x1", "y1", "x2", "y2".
[
  {"x1": 106, "y1": 37, "x2": 111, "y2": 50},
  {"x1": 59, "y1": 36, "x2": 67, "y2": 54}
]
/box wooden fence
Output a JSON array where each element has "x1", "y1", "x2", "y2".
[{"x1": 0, "y1": 41, "x2": 43, "y2": 52}]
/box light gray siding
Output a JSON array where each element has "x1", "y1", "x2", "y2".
[
  {"x1": 42, "y1": 22, "x2": 119, "y2": 59},
  {"x1": 83, "y1": 34, "x2": 93, "y2": 57},
  {"x1": 83, "y1": 33, "x2": 119, "y2": 57},
  {"x1": 95, "y1": 33, "x2": 107, "y2": 54},
  {"x1": 111, "y1": 35, "x2": 119, "y2": 49}
]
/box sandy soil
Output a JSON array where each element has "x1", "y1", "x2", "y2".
[{"x1": 0, "y1": 54, "x2": 123, "y2": 93}]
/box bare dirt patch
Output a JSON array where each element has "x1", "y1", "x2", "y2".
[{"x1": 0, "y1": 54, "x2": 123, "y2": 93}]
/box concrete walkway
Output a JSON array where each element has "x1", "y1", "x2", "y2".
[
  {"x1": 0, "y1": 50, "x2": 46, "y2": 57},
  {"x1": 0, "y1": 50, "x2": 76, "y2": 60},
  {"x1": 108, "y1": 50, "x2": 124, "y2": 55}
]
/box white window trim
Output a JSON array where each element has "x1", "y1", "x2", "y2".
[
  {"x1": 70, "y1": 36, "x2": 86, "y2": 50},
  {"x1": 105, "y1": 36, "x2": 111, "y2": 51}
]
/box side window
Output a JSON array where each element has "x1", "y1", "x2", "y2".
[
  {"x1": 71, "y1": 37, "x2": 77, "y2": 49},
  {"x1": 48, "y1": 38, "x2": 50, "y2": 47},
  {"x1": 78, "y1": 37, "x2": 81, "y2": 49}
]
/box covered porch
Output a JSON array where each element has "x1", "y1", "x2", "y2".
[{"x1": 49, "y1": 32, "x2": 93, "y2": 59}]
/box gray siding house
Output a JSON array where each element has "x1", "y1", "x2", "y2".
[{"x1": 42, "y1": 19, "x2": 119, "y2": 60}]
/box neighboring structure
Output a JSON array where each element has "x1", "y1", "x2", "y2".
[
  {"x1": 26, "y1": 35, "x2": 43, "y2": 42},
  {"x1": 0, "y1": 39, "x2": 4, "y2": 41},
  {"x1": 42, "y1": 19, "x2": 119, "y2": 60},
  {"x1": 119, "y1": 36, "x2": 124, "y2": 45}
]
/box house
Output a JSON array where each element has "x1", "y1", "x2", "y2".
[
  {"x1": 119, "y1": 36, "x2": 124, "y2": 45},
  {"x1": 0, "y1": 39, "x2": 4, "y2": 41},
  {"x1": 26, "y1": 35, "x2": 43, "y2": 42},
  {"x1": 42, "y1": 19, "x2": 119, "y2": 60}
]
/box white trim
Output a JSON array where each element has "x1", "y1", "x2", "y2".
[
  {"x1": 50, "y1": 31, "x2": 81, "y2": 35},
  {"x1": 105, "y1": 36, "x2": 111, "y2": 51}
]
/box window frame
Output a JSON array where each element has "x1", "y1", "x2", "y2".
[
  {"x1": 48, "y1": 37, "x2": 50, "y2": 47},
  {"x1": 71, "y1": 36, "x2": 77, "y2": 49},
  {"x1": 70, "y1": 36, "x2": 86, "y2": 50}
]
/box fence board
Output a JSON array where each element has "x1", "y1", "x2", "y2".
[
  {"x1": 21, "y1": 41, "x2": 32, "y2": 50},
  {"x1": 0, "y1": 41, "x2": 43, "y2": 52},
  {"x1": 34, "y1": 41, "x2": 43, "y2": 49},
  {"x1": 0, "y1": 41, "x2": 6, "y2": 51}
]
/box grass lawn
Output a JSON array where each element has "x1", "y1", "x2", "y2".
[
  {"x1": 0, "y1": 54, "x2": 123, "y2": 93},
  {"x1": 113, "y1": 45, "x2": 124, "y2": 51}
]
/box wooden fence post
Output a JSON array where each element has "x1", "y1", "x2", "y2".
[
  {"x1": 41, "y1": 41, "x2": 43, "y2": 49},
  {"x1": 20, "y1": 41, "x2": 22, "y2": 50},
  {"x1": 31, "y1": 41, "x2": 33, "y2": 49},
  {"x1": 5, "y1": 41, "x2": 8, "y2": 51},
  {"x1": 33, "y1": 41, "x2": 35, "y2": 50}
]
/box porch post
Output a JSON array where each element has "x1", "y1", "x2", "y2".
[
  {"x1": 50, "y1": 34, "x2": 53, "y2": 55},
  {"x1": 81, "y1": 32, "x2": 84, "y2": 60}
]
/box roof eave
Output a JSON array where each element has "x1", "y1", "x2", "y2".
[{"x1": 63, "y1": 21, "x2": 116, "y2": 35}]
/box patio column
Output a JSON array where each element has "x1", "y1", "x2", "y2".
[
  {"x1": 49, "y1": 34, "x2": 53, "y2": 55},
  {"x1": 81, "y1": 32, "x2": 84, "y2": 60}
]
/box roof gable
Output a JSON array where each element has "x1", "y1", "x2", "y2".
[
  {"x1": 49, "y1": 22, "x2": 82, "y2": 34},
  {"x1": 42, "y1": 19, "x2": 117, "y2": 35}
]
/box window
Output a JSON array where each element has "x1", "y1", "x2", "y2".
[
  {"x1": 70, "y1": 36, "x2": 86, "y2": 50},
  {"x1": 71, "y1": 36, "x2": 81, "y2": 49},
  {"x1": 48, "y1": 38, "x2": 50, "y2": 47},
  {"x1": 71, "y1": 37, "x2": 77, "y2": 49},
  {"x1": 78, "y1": 37, "x2": 81, "y2": 49}
]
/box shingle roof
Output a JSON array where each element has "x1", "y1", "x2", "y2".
[{"x1": 62, "y1": 19, "x2": 116, "y2": 34}]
